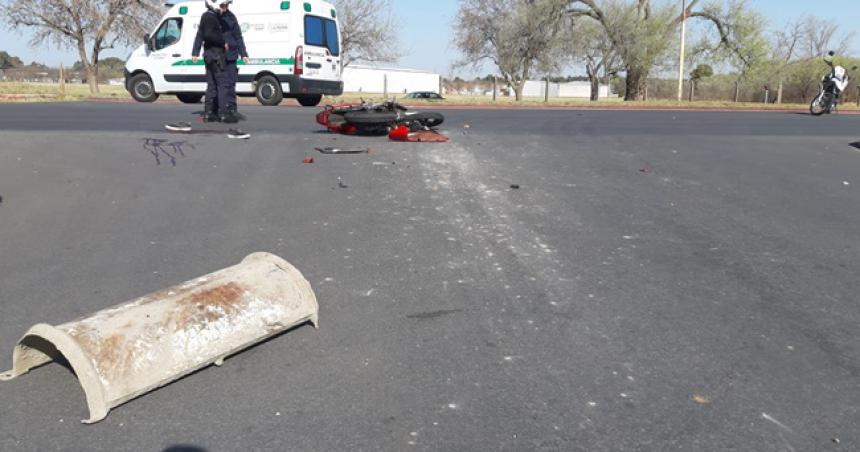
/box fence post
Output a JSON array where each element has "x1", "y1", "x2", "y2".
[
  {"x1": 383, "y1": 73, "x2": 388, "y2": 99},
  {"x1": 734, "y1": 80, "x2": 740, "y2": 102},
  {"x1": 763, "y1": 85, "x2": 769, "y2": 104},
  {"x1": 58, "y1": 63, "x2": 66, "y2": 98}
]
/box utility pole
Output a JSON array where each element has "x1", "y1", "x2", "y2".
[{"x1": 676, "y1": 0, "x2": 687, "y2": 102}]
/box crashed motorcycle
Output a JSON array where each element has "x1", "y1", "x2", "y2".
[
  {"x1": 316, "y1": 100, "x2": 445, "y2": 135},
  {"x1": 810, "y1": 51, "x2": 856, "y2": 116}
]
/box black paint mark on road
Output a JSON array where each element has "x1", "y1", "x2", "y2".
[
  {"x1": 143, "y1": 138, "x2": 195, "y2": 166},
  {"x1": 406, "y1": 309, "x2": 465, "y2": 320}
]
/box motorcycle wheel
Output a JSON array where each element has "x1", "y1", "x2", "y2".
[
  {"x1": 343, "y1": 110, "x2": 398, "y2": 125},
  {"x1": 809, "y1": 96, "x2": 826, "y2": 116}
]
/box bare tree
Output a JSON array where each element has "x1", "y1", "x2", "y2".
[
  {"x1": 455, "y1": 0, "x2": 569, "y2": 101},
  {"x1": 332, "y1": 0, "x2": 399, "y2": 67},
  {"x1": 568, "y1": 0, "x2": 762, "y2": 101},
  {"x1": 798, "y1": 15, "x2": 853, "y2": 58},
  {"x1": 2, "y1": 0, "x2": 159, "y2": 94}
]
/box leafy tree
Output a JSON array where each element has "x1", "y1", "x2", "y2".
[
  {"x1": 0, "y1": 50, "x2": 23, "y2": 69},
  {"x1": 568, "y1": 0, "x2": 764, "y2": 101},
  {"x1": 454, "y1": 0, "x2": 569, "y2": 101}
]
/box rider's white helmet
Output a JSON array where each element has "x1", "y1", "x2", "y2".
[{"x1": 205, "y1": 0, "x2": 232, "y2": 10}]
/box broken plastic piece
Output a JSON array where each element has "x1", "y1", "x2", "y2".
[
  {"x1": 303, "y1": 157, "x2": 315, "y2": 164},
  {"x1": 388, "y1": 125, "x2": 450, "y2": 142},
  {"x1": 0, "y1": 252, "x2": 318, "y2": 424},
  {"x1": 388, "y1": 125, "x2": 410, "y2": 141}
]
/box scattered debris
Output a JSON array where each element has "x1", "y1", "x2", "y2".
[
  {"x1": 639, "y1": 164, "x2": 652, "y2": 174},
  {"x1": 316, "y1": 146, "x2": 371, "y2": 154},
  {"x1": 0, "y1": 252, "x2": 319, "y2": 424},
  {"x1": 388, "y1": 125, "x2": 450, "y2": 142},
  {"x1": 843, "y1": 181, "x2": 850, "y2": 186},
  {"x1": 337, "y1": 178, "x2": 348, "y2": 189},
  {"x1": 761, "y1": 412, "x2": 794, "y2": 434},
  {"x1": 463, "y1": 124, "x2": 471, "y2": 129},
  {"x1": 406, "y1": 309, "x2": 464, "y2": 320},
  {"x1": 509, "y1": 184, "x2": 520, "y2": 190},
  {"x1": 303, "y1": 157, "x2": 315, "y2": 164},
  {"x1": 692, "y1": 394, "x2": 710, "y2": 404},
  {"x1": 832, "y1": 438, "x2": 840, "y2": 444}
]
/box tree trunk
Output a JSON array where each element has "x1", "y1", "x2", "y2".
[
  {"x1": 624, "y1": 66, "x2": 647, "y2": 101},
  {"x1": 586, "y1": 62, "x2": 599, "y2": 101},
  {"x1": 689, "y1": 80, "x2": 695, "y2": 102},
  {"x1": 86, "y1": 65, "x2": 99, "y2": 94},
  {"x1": 513, "y1": 81, "x2": 524, "y2": 101},
  {"x1": 734, "y1": 80, "x2": 740, "y2": 102},
  {"x1": 776, "y1": 80, "x2": 783, "y2": 104},
  {"x1": 76, "y1": 42, "x2": 99, "y2": 94}
]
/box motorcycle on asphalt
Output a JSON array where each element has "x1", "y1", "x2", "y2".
[{"x1": 810, "y1": 51, "x2": 857, "y2": 116}]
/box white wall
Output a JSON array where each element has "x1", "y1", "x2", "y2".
[
  {"x1": 517, "y1": 80, "x2": 611, "y2": 98},
  {"x1": 343, "y1": 65, "x2": 441, "y2": 94}
]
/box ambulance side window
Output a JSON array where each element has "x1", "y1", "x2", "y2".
[{"x1": 154, "y1": 18, "x2": 183, "y2": 50}]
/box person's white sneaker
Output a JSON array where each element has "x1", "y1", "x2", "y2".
[
  {"x1": 227, "y1": 128, "x2": 250, "y2": 139},
  {"x1": 165, "y1": 122, "x2": 192, "y2": 132}
]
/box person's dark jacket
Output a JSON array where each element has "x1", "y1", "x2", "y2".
[
  {"x1": 218, "y1": 10, "x2": 248, "y2": 62},
  {"x1": 192, "y1": 10, "x2": 226, "y2": 59}
]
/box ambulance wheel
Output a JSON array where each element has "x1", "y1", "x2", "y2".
[
  {"x1": 256, "y1": 75, "x2": 283, "y2": 106},
  {"x1": 129, "y1": 73, "x2": 159, "y2": 103},
  {"x1": 176, "y1": 93, "x2": 203, "y2": 104},
  {"x1": 297, "y1": 95, "x2": 322, "y2": 107}
]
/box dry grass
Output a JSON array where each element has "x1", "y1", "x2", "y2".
[
  {"x1": 2, "y1": 83, "x2": 855, "y2": 112},
  {"x1": 0, "y1": 82, "x2": 128, "y2": 102},
  {"x1": 325, "y1": 93, "x2": 860, "y2": 111}
]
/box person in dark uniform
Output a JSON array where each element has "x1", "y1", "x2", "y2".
[
  {"x1": 216, "y1": 0, "x2": 249, "y2": 123},
  {"x1": 192, "y1": 0, "x2": 248, "y2": 123}
]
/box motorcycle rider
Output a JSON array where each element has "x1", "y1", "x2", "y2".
[
  {"x1": 192, "y1": 0, "x2": 249, "y2": 123},
  {"x1": 823, "y1": 52, "x2": 849, "y2": 98}
]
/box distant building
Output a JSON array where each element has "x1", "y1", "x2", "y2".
[{"x1": 343, "y1": 65, "x2": 441, "y2": 95}]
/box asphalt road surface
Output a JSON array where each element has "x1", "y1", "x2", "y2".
[{"x1": 1, "y1": 102, "x2": 859, "y2": 451}]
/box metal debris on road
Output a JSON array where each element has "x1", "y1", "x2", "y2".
[
  {"x1": 315, "y1": 146, "x2": 371, "y2": 154},
  {"x1": 691, "y1": 394, "x2": 710, "y2": 404},
  {"x1": 510, "y1": 184, "x2": 520, "y2": 189}
]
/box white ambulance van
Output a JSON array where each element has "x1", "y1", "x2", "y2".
[{"x1": 124, "y1": 0, "x2": 343, "y2": 106}]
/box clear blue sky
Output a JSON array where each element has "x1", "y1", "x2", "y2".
[{"x1": 2, "y1": 0, "x2": 859, "y2": 75}]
